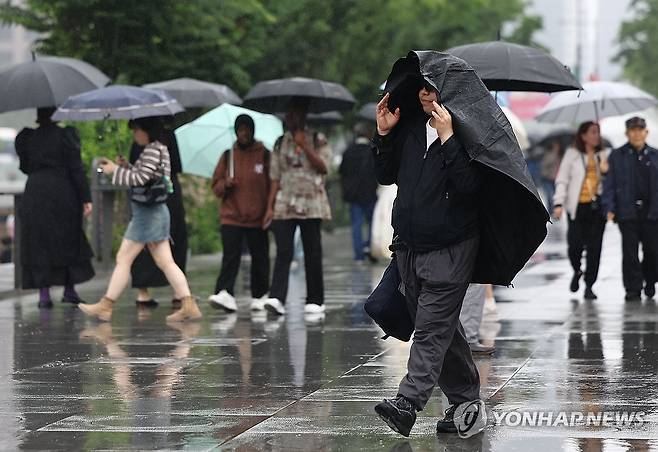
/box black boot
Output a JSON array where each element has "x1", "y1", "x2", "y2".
[
  {"x1": 570, "y1": 271, "x2": 583, "y2": 293},
  {"x1": 375, "y1": 395, "x2": 417, "y2": 437},
  {"x1": 625, "y1": 292, "x2": 642, "y2": 302},
  {"x1": 584, "y1": 287, "x2": 597, "y2": 300},
  {"x1": 645, "y1": 284, "x2": 655, "y2": 299}
]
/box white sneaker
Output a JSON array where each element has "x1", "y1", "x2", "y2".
[
  {"x1": 250, "y1": 296, "x2": 267, "y2": 311},
  {"x1": 304, "y1": 303, "x2": 326, "y2": 314},
  {"x1": 208, "y1": 290, "x2": 237, "y2": 312},
  {"x1": 264, "y1": 297, "x2": 285, "y2": 316}
]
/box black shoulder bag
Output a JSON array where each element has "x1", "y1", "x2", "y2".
[{"x1": 130, "y1": 146, "x2": 169, "y2": 205}]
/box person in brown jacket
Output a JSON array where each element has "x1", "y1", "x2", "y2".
[{"x1": 208, "y1": 114, "x2": 271, "y2": 312}]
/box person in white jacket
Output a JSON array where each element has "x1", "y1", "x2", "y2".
[{"x1": 553, "y1": 121, "x2": 609, "y2": 300}]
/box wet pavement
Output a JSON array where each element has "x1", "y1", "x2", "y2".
[{"x1": 1, "y1": 223, "x2": 658, "y2": 451}]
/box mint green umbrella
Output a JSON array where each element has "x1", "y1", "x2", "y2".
[{"x1": 175, "y1": 103, "x2": 283, "y2": 178}]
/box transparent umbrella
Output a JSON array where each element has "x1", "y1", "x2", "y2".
[
  {"x1": 536, "y1": 81, "x2": 658, "y2": 123},
  {"x1": 175, "y1": 104, "x2": 283, "y2": 178}
]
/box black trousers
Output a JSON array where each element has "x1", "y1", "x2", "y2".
[
  {"x1": 269, "y1": 219, "x2": 324, "y2": 305},
  {"x1": 567, "y1": 203, "x2": 606, "y2": 288},
  {"x1": 618, "y1": 215, "x2": 658, "y2": 294},
  {"x1": 396, "y1": 236, "x2": 481, "y2": 410},
  {"x1": 215, "y1": 225, "x2": 269, "y2": 298}
]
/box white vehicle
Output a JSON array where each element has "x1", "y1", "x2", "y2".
[{"x1": 0, "y1": 127, "x2": 26, "y2": 211}]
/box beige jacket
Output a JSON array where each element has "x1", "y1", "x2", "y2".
[{"x1": 553, "y1": 147, "x2": 608, "y2": 219}]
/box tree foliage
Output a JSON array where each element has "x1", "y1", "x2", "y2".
[
  {"x1": 2, "y1": 0, "x2": 541, "y2": 103},
  {"x1": 616, "y1": 0, "x2": 658, "y2": 95}
]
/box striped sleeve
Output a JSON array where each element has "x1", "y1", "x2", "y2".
[{"x1": 113, "y1": 143, "x2": 169, "y2": 187}]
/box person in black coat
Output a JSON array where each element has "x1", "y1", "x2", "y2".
[
  {"x1": 15, "y1": 107, "x2": 95, "y2": 308},
  {"x1": 339, "y1": 121, "x2": 379, "y2": 263},
  {"x1": 128, "y1": 118, "x2": 188, "y2": 309},
  {"x1": 602, "y1": 116, "x2": 658, "y2": 301},
  {"x1": 372, "y1": 85, "x2": 483, "y2": 438}
]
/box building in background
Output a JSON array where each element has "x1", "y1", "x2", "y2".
[
  {"x1": 527, "y1": 0, "x2": 634, "y2": 83},
  {"x1": 0, "y1": 0, "x2": 38, "y2": 67},
  {"x1": 0, "y1": 24, "x2": 34, "y2": 67}
]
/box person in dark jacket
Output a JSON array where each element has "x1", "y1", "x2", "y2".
[
  {"x1": 127, "y1": 117, "x2": 188, "y2": 309},
  {"x1": 602, "y1": 116, "x2": 658, "y2": 301},
  {"x1": 15, "y1": 107, "x2": 95, "y2": 308},
  {"x1": 208, "y1": 114, "x2": 271, "y2": 313},
  {"x1": 372, "y1": 82, "x2": 484, "y2": 438},
  {"x1": 339, "y1": 121, "x2": 378, "y2": 263}
]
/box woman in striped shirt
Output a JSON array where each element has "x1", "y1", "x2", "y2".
[{"x1": 79, "y1": 117, "x2": 202, "y2": 322}]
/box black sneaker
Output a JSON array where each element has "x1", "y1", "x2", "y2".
[
  {"x1": 375, "y1": 395, "x2": 417, "y2": 437},
  {"x1": 570, "y1": 271, "x2": 582, "y2": 293},
  {"x1": 625, "y1": 292, "x2": 642, "y2": 302},
  {"x1": 583, "y1": 287, "x2": 597, "y2": 300},
  {"x1": 645, "y1": 284, "x2": 656, "y2": 299},
  {"x1": 38, "y1": 299, "x2": 54, "y2": 309},
  {"x1": 436, "y1": 404, "x2": 458, "y2": 433},
  {"x1": 62, "y1": 296, "x2": 86, "y2": 305}
]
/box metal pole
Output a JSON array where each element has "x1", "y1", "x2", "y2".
[{"x1": 12, "y1": 194, "x2": 21, "y2": 290}]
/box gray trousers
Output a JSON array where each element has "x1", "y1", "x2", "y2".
[
  {"x1": 460, "y1": 284, "x2": 486, "y2": 344},
  {"x1": 396, "y1": 236, "x2": 481, "y2": 410}
]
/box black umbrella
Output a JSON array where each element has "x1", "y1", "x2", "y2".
[
  {"x1": 307, "y1": 111, "x2": 343, "y2": 126},
  {"x1": 535, "y1": 129, "x2": 613, "y2": 151},
  {"x1": 446, "y1": 41, "x2": 582, "y2": 93},
  {"x1": 243, "y1": 77, "x2": 356, "y2": 113},
  {"x1": 0, "y1": 54, "x2": 110, "y2": 113},
  {"x1": 358, "y1": 103, "x2": 377, "y2": 122},
  {"x1": 384, "y1": 50, "x2": 549, "y2": 285},
  {"x1": 142, "y1": 77, "x2": 242, "y2": 108}
]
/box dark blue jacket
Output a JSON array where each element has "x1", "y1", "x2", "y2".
[{"x1": 602, "y1": 143, "x2": 658, "y2": 221}]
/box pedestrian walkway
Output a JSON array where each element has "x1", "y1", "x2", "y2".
[{"x1": 0, "y1": 224, "x2": 656, "y2": 450}]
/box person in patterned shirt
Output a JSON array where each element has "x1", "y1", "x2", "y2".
[{"x1": 262, "y1": 97, "x2": 332, "y2": 318}]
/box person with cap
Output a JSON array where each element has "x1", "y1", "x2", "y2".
[
  {"x1": 209, "y1": 114, "x2": 271, "y2": 312},
  {"x1": 262, "y1": 97, "x2": 332, "y2": 319},
  {"x1": 339, "y1": 121, "x2": 379, "y2": 263},
  {"x1": 602, "y1": 116, "x2": 658, "y2": 301}
]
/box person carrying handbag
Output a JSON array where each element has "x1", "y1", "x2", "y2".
[
  {"x1": 79, "y1": 117, "x2": 202, "y2": 322},
  {"x1": 553, "y1": 121, "x2": 609, "y2": 300}
]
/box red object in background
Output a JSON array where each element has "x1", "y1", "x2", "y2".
[{"x1": 508, "y1": 93, "x2": 551, "y2": 121}]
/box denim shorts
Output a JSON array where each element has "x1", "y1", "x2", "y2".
[{"x1": 124, "y1": 202, "x2": 170, "y2": 243}]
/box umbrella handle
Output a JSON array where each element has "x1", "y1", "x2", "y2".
[{"x1": 229, "y1": 148, "x2": 234, "y2": 179}]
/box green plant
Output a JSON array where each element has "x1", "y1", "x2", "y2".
[{"x1": 180, "y1": 174, "x2": 221, "y2": 255}]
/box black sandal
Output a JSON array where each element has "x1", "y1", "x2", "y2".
[{"x1": 135, "y1": 299, "x2": 159, "y2": 308}]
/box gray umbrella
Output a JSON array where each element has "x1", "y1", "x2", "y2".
[
  {"x1": 244, "y1": 77, "x2": 356, "y2": 113},
  {"x1": 0, "y1": 54, "x2": 110, "y2": 113},
  {"x1": 142, "y1": 77, "x2": 242, "y2": 108},
  {"x1": 52, "y1": 85, "x2": 184, "y2": 121},
  {"x1": 358, "y1": 103, "x2": 377, "y2": 122}
]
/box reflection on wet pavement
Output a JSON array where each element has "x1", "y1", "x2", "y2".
[{"x1": 0, "y1": 223, "x2": 657, "y2": 450}]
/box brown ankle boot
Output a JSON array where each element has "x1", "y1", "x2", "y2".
[
  {"x1": 78, "y1": 296, "x2": 114, "y2": 322},
  {"x1": 166, "y1": 295, "x2": 202, "y2": 322}
]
